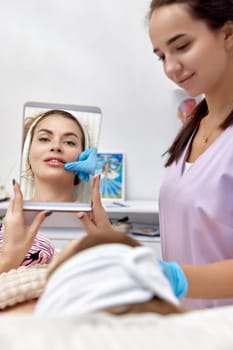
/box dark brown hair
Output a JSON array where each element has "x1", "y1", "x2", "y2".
[{"x1": 149, "y1": 0, "x2": 233, "y2": 166}]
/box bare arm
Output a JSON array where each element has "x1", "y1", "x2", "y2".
[{"x1": 183, "y1": 260, "x2": 233, "y2": 299}]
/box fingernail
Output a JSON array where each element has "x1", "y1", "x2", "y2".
[
  {"x1": 12, "y1": 179, "x2": 15, "y2": 186},
  {"x1": 77, "y1": 212, "x2": 84, "y2": 219},
  {"x1": 45, "y1": 211, "x2": 53, "y2": 217}
]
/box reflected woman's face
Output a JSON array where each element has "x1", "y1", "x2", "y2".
[{"x1": 29, "y1": 115, "x2": 84, "y2": 184}]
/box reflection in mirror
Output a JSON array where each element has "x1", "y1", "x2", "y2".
[{"x1": 20, "y1": 102, "x2": 102, "y2": 211}]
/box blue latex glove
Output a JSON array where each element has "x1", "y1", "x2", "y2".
[
  {"x1": 158, "y1": 260, "x2": 188, "y2": 299},
  {"x1": 64, "y1": 147, "x2": 97, "y2": 182}
]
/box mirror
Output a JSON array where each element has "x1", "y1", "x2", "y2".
[{"x1": 20, "y1": 101, "x2": 102, "y2": 213}]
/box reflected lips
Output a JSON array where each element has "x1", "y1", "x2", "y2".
[{"x1": 44, "y1": 157, "x2": 65, "y2": 167}]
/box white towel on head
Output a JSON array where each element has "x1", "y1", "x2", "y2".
[
  {"x1": 21, "y1": 114, "x2": 43, "y2": 200},
  {"x1": 35, "y1": 244, "x2": 179, "y2": 316},
  {"x1": 20, "y1": 109, "x2": 99, "y2": 202}
]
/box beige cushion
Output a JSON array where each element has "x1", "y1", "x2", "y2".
[{"x1": 0, "y1": 264, "x2": 47, "y2": 309}]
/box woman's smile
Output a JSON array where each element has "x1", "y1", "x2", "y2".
[
  {"x1": 44, "y1": 156, "x2": 66, "y2": 167},
  {"x1": 178, "y1": 72, "x2": 195, "y2": 88}
]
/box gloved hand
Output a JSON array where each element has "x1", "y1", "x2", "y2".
[
  {"x1": 64, "y1": 147, "x2": 97, "y2": 182},
  {"x1": 158, "y1": 260, "x2": 188, "y2": 299}
]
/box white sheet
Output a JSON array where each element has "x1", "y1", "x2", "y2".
[{"x1": 0, "y1": 305, "x2": 233, "y2": 350}]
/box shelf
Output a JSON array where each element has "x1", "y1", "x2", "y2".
[
  {"x1": 103, "y1": 200, "x2": 159, "y2": 214},
  {"x1": 0, "y1": 200, "x2": 159, "y2": 218},
  {"x1": 104, "y1": 200, "x2": 159, "y2": 226}
]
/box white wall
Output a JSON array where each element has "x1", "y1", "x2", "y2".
[{"x1": 0, "y1": 0, "x2": 182, "y2": 200}]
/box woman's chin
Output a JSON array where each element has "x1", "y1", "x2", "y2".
[{"x1": 36, "y1": 174, "x2": 75, "y2": 186}]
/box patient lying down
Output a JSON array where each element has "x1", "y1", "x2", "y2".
[{"x1": 2, "y1": 232, "x2": 185, "y2": 316}]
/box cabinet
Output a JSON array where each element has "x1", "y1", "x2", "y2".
[
  {"x1": 104, "y1": 200, "x2": 161, "y2": 259},
  {"x1": 104, "y1": 200, "x2": 159, "y2": 223},
  {"x1": 0, "y1": 200, "x2": 161, "y2": 258}
]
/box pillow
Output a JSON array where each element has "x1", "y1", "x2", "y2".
[{"x1": 0, "y1": 264, "x2": 47, "y2": 310}]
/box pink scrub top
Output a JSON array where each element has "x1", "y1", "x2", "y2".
[
  {"x1": 0, "y1": 228, "x2": 55, "y2": 266},
  {"x1": 159, "y1": 125, "x2": 233, "y2": 309}
]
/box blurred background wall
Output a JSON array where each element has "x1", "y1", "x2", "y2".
[{"x1": 0, "y1": 0, "x2": 182, "y2": 200}]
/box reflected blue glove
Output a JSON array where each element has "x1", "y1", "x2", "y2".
[
  {"x1": 158, "y1": 260, "x2": 188, "y2": 299},
  {"x1": 64, "y1": 147, "x2": 97, "y2": 182}
]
